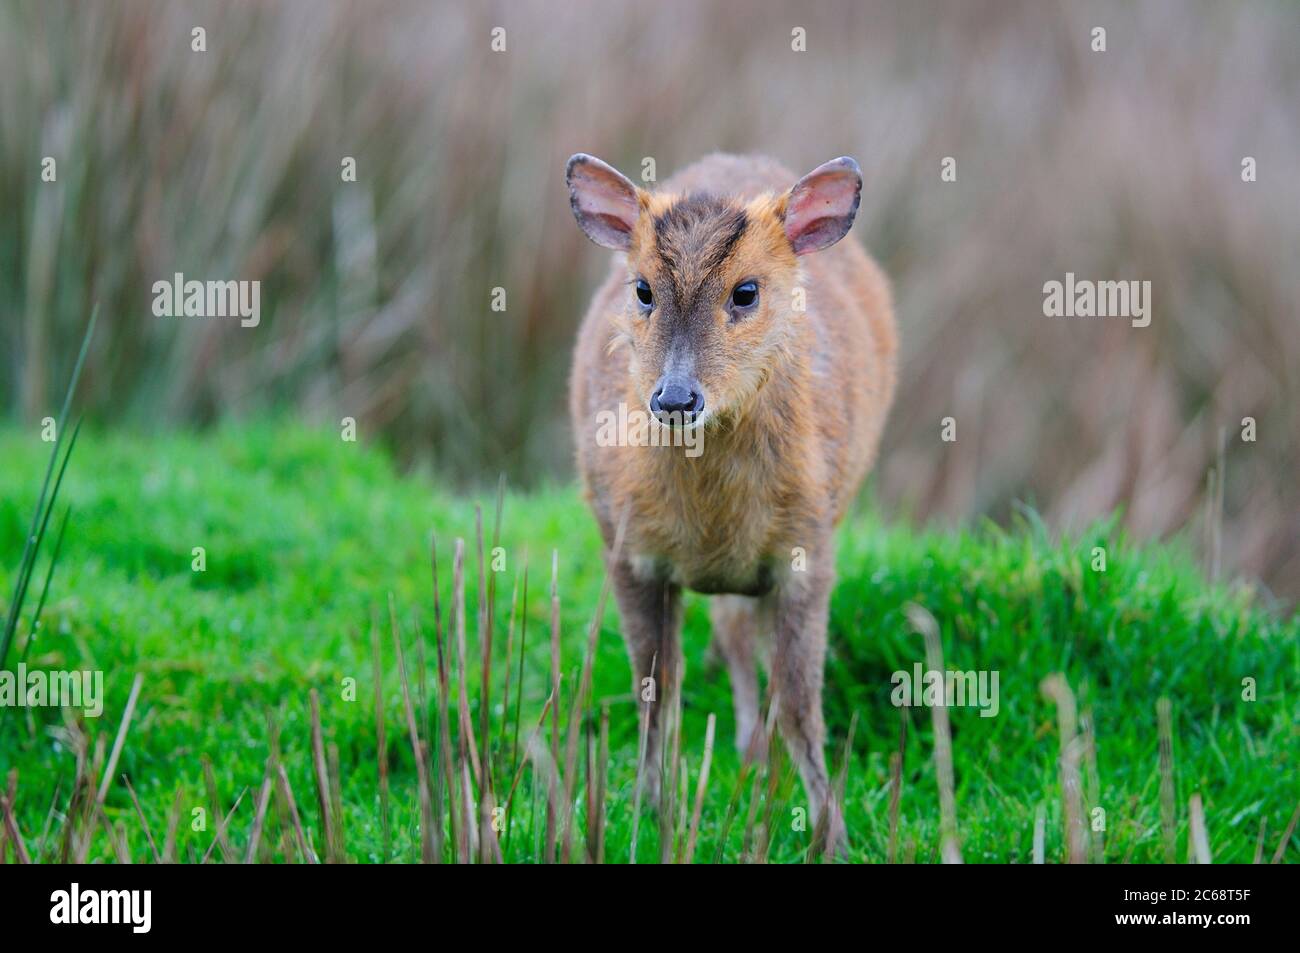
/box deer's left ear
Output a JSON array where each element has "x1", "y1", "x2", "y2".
[
  {"x1": 566, "y1": 153, "x2": 642, "y2": 250},
  {"x1": 783, "y1": 157, "x2": 862, "y2": 255}
]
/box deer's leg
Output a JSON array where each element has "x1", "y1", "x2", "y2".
[
  {"x1": 611, "y1": 559, "x2": 683, "y2": 807},
  {"x1": 709, "y1": 594, "x2": 765, "y2": 761},
  {"x1": 767, "y1": 560, "x2": 846, "y2": 854}
]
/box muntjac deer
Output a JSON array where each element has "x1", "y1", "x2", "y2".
[{"x1": 567, "y1": 152, "x2": 897, "y2": 850}]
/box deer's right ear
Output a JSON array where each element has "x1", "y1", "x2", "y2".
[{"x1": 566, "y1": 154, "x2": 640, "y2": 250}]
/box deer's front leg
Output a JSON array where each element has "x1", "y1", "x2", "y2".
[
  {"x1": 610, "y1": 559, "x2": 683, "y2": 807},
  {"x1": 767, "y1": 558, "x2": 846, "y2": 853}
]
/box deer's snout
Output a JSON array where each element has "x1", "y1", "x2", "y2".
[{"x1": 650, "y1": 376, "x2": 705, "y2": 425}]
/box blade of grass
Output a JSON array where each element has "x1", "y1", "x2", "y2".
[
  {"x1": 682, "y1": 712, "x2": 717, "y2": 865},
  {"x1": 1, "y1": 304, "x2": 96, "y2": 671},
  {"x1": 392, "y1": 594, "x2": 441, "y2": 863}
]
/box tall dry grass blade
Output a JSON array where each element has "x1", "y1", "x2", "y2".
[
  {"x1": 121, "y1": 774, "x2": 161, "y2": 863},
  {"x1": 161, "y1": 785, "x2": 184, "y2": 863},
  {"x1": 560, "y1": 505, "x2": 629, "y2": 861},
  {"x1": 107, "y1": 818, "x2": 131, "y2": 864},
  {"x1": 392, "y1": 596, "x2": 441, "y2": 864},
  {"x1": 502, "y1": 690, "x2": 556, "y2": 816},
  {"x1": 1033, "y1": 804, "x2": 1046, "y2": 864},
  {"x1": 1156, "y1": 697, "x2": 1177, "y2": 863},
  {"x1": 308, "y1": 688, "x2": 338, "y2": 862},
  {"x1": 508, "y1": 550, "x2": 529, "y2": 780},
  {"x1": 474, "y1": 506, "x2": 490, "y2": 786},
  {"x1": 546, "y1": 548, "x2": 561, "y2": 863},
  {"x1": 0, "y1": 769, "x2": 12, "y2": 861},
  {"x1": 887, "y1": 750, "x2": 903, "y2": 864},
  {"x1": 430, "y1": 535, "x2": 464, "y2": 862},
  {"x1": 499, "y1": 552, "x2": 521, "y2": 777},
  {"x1": 1188, "y1": 794, "x2": 1212, "y2": 864},
  {"x1": 629, "y1": 692, "x2": 652, "y2": 864},
  {"x1": 74, "y1": 671, "x2": 145, "y2": 860},
  {"x1": 475, "y1": 517, "x2": 502, "y2": 864},
  {"x1": 1081, "y1": 705, "x2": 1104, "y2": 863},
  {"x1": 94, "y1": 674, "x2": 143, "y2": 808},
  {"x1": 244, "y1": 772, "x2": 275, "y2": 863},
  {"x1": 327, "y1": 742, "x2": 346, "y2": 859},
  {"x1": 818, "y1": 711, "x2": 858, "y2": 864},
  {"x1": 662, "y1": 663, "x2": 684, "y2": 864},
  {"x1": 483, "y1": 478, "x2": 505, "y2": 776},
  {"x1": 740, "y1": 757, "x2": 764, "y2": 863},
  {"x1": 0, "y1": 792, "x2": 32, "y2": 864},
  {"x1": 451, "y1": 539, "x2": 480, "y2": 860},
  {"x1": 1272, "y1": 799, "x2": 1300, "y2": 864},
  {"x1": 200, "y1": 786, "x2": 247, "y2": 863},
  {"x1": 277, "y1": 764, "x2": 315, "y2": 863},
  {"x1": 585, "y1": 706, "x2": 596, "y2": 863},
  {"x1": 754, "y1": 700, "x2": 785, "y2": 864},
  {"x1": 906, "y1": 604, "x2": 962, "y2": 864},
  {"x1": 451, "y1": 539, "x2": 483, "y2": 785},
  {"x1": 1254, "y1": 818, "x2": 1267, "y2": 864},
  {"x1": 504, "y1": 550, "x2": 529, "y2": 854},
  {"x1": 676, "y1": 756, "x2": 690, "y2": 862},
  {"x1": 595, "y1": 702, "x2": 609, "y2": 865},
  {"x1": 711, "y1": 699, "x2": 772, "y2": 864},
  {"x1": 34, "y1": 778, "x2": 62, "y2": 862},
  {"x1": 1041, "y1": 674, "x2": 1086, "y2": 863},
  {"x1": 523, "y1": 733, "x2": 573, "y2": 853},
  {"x1": 682, "y1": 712, "x2": 717, "y2": 865},
  {"x1": 371, "y1": 609, "x2": 390, "y2": 862},
  {"x1": 201, "y1": 756, "x2": 236, "y2": 863}
]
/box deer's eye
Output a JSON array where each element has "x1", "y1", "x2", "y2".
[
  {"x1": 635, "y1": 278, "x2": 654, "y2": 310},
  {"x1": 731, "y1": 280, "x2": 759, "y2": 309}
]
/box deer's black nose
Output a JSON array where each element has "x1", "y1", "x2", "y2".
[{"x1": 650, "y1": 377, "x2": 705, "y2": 422}]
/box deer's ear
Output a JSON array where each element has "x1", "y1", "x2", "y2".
[
  {"x1": 566, "y1": 154, "x2": 641, "y2": 250},
  {"x1": 783, "y1": 157, "x2": 862, "y2": 255}
]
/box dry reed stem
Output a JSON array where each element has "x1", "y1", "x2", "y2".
[
  {"x1": 1272, "y1": 799, "x2": 1300, "y2": 864},
  {"x1": 243, "y1": 772, "x2": 274, "y2": 863},
  {"x1": 1041, "y1": 674, "x2": 1086, "y2": 863},
  {"x1": 1157, "y1": 697, "x2": 1177, "y2": 863},
  {"x1": 308, "y1": 689, "x2": 338, "y2": 862},
  {"x1": 121, "y1": 774, "x2": 160, "y2": 863},
  {"x1": 1033, "y1": 804, "x2": 1046, "y2": 864},
  {"x1": 391, "y1": 600, "x2": 442, "y2": 863},
  {"x1": 906, "y1": 604, "x2": 962, "y2": 864},
  {"x1": 371, "y1": 610, "x2": 390, "y2": 862},
  {"x1": 546, "y1": 548, "x2": 561, "y2": 863},
  {"x1": 0, "y1": 793, "x2": 31, "y2": 864},
  {"x1": 1188, "y1": 794, "x2": 1212, "y2": 864},
  {"x1": 431, "y1": 535, "x2": 464, "y2": 863},
  {"x1": 201, "y1": 786, "x2": 248, "y2": 863},
  {"x1": 161, "y1": 786, "x2": 184, "y2": 863},
  {"x1": 277, "y1": 764, "x2": 315, "y2": 862},
  {"x1": 560, "y1": 506, "x2": 629, "y2": 861},
  {"x1": 682, "y1": 712, "x2": 717, "y2": 865}
]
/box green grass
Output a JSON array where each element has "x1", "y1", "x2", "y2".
[{"x1": 0, "y1": 423, "x2": 1296, "y2": 863}]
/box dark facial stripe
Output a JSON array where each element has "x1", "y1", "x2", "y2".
[{"x1": 651, "y1": 194, "x2": 749, "y2": 315}]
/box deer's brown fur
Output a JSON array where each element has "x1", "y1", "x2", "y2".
[{"x1": 567, "y1": 152, "x2": 896, "y2": 850}]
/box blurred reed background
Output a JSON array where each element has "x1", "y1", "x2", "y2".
[{"x1": 1, "y1": 0, "x2": 1297, "y2": 599}]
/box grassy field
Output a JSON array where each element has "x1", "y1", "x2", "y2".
[{"x1": 0, "y1": 423, "x2": 1295, "y2": 863}]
